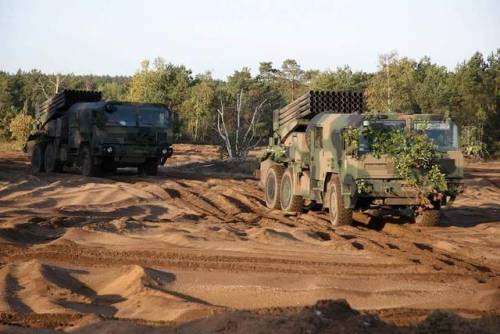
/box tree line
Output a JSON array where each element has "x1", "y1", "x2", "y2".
[{"x1": 0, "y1": 50, "x2": 498, "y2": 156}]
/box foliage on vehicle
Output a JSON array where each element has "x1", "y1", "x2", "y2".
[
  {"x1": 258, "y1": 145, "x2": 287, "y2": 163},
  {"x1": 343, "y1": 124, "x2": 448, "y2": 197}
]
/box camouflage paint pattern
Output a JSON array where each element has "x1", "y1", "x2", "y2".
[
  {"x1": 29, "y1": 101, "x2": 173, "y2": 168},
  {"x1": 260, "y1": 112, "x2": 464, "y2": 210}
]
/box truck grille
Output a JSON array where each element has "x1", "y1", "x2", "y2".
[
  {"x1": 104, "y1": 132, "x2": 157, "y2": 145},
  {"x1": 105, "y1": 134, "x2": 125, "y2": 144}
]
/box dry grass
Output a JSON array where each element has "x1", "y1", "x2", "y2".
[{"x1": 0, "y1": 140, "x2": 23, "y2": 152}]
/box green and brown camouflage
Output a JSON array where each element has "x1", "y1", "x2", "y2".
[
  {"x1": 27, "y1": 90, "x2": 174, "y2": 176},
  {"x1": 259, "y1": 91, "x2": 464, "y2": 226}
]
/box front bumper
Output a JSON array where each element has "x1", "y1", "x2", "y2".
[
  {"x1": 354, "y1": 178, "x2": 463, "y2": 206},
  {"x1": 97, "y1": 144, "x2": 173, "y2": 165}
]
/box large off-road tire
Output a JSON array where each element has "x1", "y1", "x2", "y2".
[
  {"x1": 44, "y1": 143, "x2": 62, "y2": 173},
  {"x1": 31, "y1": 143, "x2": 45, "y2": 174},
  {"x1": 415, "y1": 209, "x2": 440, "y2": 227},
  {"x1": 327, "y1": 175, "x2": 353, "y2": 226},
  {"x1": 81, "y1": 146, "x2": 100, "y2": 177},
  {"x1": 280, "y1": 169, "x2": 303, "y2": 213},
  {"x1": 264, "y1": 165, "x2": 285, "y2": 209}
]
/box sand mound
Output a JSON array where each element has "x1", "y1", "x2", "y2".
[
  {"x1": 1, "y1": 147, "x2": 499, "y2": 333},
  {"x1": 98, "y1": 265, "x2": 172, "y2": 297},
  {"x1": 0, "y1": 262, "x2": 216, "y2": 323},
  {"x1": 0, "y1": 260, "x2": 90, "y2": 314},
  {"x1": 95, "y1": 265, "x2": 215, "y2": 322}
]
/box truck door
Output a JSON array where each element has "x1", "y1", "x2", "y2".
[
  {"x1": 68, "y1": 110, "x2": 79, "y2": 149},
  {"x1": 309, "y1": 126, "x2": 323, "y2": 184},
  {"x1": 78, "y1": 110, "x2": 92, "y2": 144}
]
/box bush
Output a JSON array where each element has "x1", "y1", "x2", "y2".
[
  {"x1": 9, "y1": 113, "x2": 34, "y2": 143},
  {"x1": 343, "y1": 123, "x2": 448, "y2": 201}
]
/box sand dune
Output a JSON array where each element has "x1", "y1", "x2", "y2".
[{"x1": 0, "y1": 145, "x2": 499, "y2": 333}]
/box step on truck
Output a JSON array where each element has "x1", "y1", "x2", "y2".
[
  {"x1": 258, "y1": 91, "x2": 463, "y2": 227},
  {"x1": 26, "y1": 90, "x2": 174, "y2": 176}
]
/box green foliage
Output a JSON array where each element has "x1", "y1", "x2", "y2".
[
  {"x1": 0, "y1": 51, "x2": 498, "y2": 156},
  {"x1": 127, "y1": 58, "x2": 192, "y2": 109},
  {"x1": 127, "y1": 58, "x2": 193, "y2": 140},
  {"x1": 427, "y1": 165, "x2": 448, "y2": 193},
  {"x1": 461, "y1": 125, "x2": 488, "y2": 159},
  {"x1": 364, "y1": 50, "x2": 499, "y2": 156},
  {"x1": 449, "y1": 51, "x2": 499, "y2": 154},
  {"x1": 280, "y1": 59, "x2": 305, "y2": 101},
  {"x1": 0, "y1": 73, "x2": 15, "y2": 139},
  {"x1": 359, "y1": 125, "x2": 448, "y2": 195},
  {"x1": 342, "y1": 127, "x2": 361, "y2": 154},
  {"x1": 258, "y1": 145, "x2": 286, "y2": 162},
  {"x1": 414, "y1": 57, "x2": 452, "y2": 115},
  {"x1": 223, "y1": 66, "x2": 284, "y2": 140},
  {"x1": 365, "y1": 52, "x2": 419, "y2": 113},
  {"x1": 9, "y1": 113, "x2": 34, "y2": 143},
  {"x1": 355, "y1": 179, "x2": 369, "y2": 194},
  {"x1": 99, "y1": 81, "x2": 128, "y2": 101},
  {"x1": 310, "y1": 66, "x2": 371, "y2": 92},
  {"x1": 180, "y1": 76, "x2": 217, "y2": 142}
]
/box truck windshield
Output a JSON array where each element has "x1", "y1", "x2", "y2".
[
  {"x1": 371, "y1": 120, "x2": 406, "y2": 130},
  {"x1": 104, "y1": 105, "x2": 168, "y2": 127},
  {"x1": 105, "y1": 105, "x2": 136, "y2": 127},
  {"x1": 414, "y1": 121, "x2": 459, "y2": 151},
  {"x1": 138, "y1": 107, "x2": 168, "y2": 127},
  {"x1": 358, "y1": 120, "x2": 406, "y2": 153}
]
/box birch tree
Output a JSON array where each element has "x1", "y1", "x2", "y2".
[{"x1": 216, "y1": 90, "x2": 267, "y2": 160}]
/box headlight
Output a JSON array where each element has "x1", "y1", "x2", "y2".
[
  {"x1": 106, "y1": 147, "x2": 113, "y2": 153},
  {"x1": 162, "y1": 148, "x2": 168, "y2": 154}
]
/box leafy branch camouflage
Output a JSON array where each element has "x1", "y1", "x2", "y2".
[{"x1": 345, "y1": 124, "x2": 448, "y2": 197}]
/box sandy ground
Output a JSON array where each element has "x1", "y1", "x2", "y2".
[{"x1": 0, "y1": 144, "x2": 499, "y2": 333}]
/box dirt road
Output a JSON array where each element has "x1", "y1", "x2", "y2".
[{"x1": 0, "y1": 144, "x2": 499, "y2": 333}]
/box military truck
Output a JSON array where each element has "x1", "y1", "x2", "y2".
[
  {"x1": 26, "y1": 90, "x2": 173, "y2": 176},
  {"x1": 259, "y1": 91, "x2": 463, "y2": 226}
]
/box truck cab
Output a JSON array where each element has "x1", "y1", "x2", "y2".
[{"x1": 28, "y1": 90, "x2": 174, "y2": 176}]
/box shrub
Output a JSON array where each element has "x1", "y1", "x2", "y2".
[
  {"x1": 9, "y1": 113, "x2": 34, "y2": 143},
  {"x1": 344, "y1": 123, "x2": 448, "y2": 201}
]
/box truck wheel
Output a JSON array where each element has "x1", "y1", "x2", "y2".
[
  {"x1": 327, "y1": 175, "x2": 352, "y2": 226},
  {"x1": 280, "y1": 169, "x2": 303, "y2": 213},
  {"x1": 415, "y1": 209, "x2": 440, "y2": 226},
  {"x1": 31, "y1": 144, "x2": 45, "y2": 174},
  {"x1": 44, "y1": 143, "x2": 62, "y2": 173},
  {"x1": 142, "y1": 159, "x2": 158, "y2": 176},
  {"x1": 81, "y1": 146, "x2": 100, "y2": 177},
  {"x1": 264, "y1": 165, "x2": 284, "y2": 209}
]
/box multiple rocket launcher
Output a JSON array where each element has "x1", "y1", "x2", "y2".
[
  {"x1": 273, "y1": 90, "x2": 364, "y2": 140},
  {"x1": 36, "y1": 90, "x2": 102, "y2": 129}
]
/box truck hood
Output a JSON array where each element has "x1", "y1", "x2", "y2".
[{"x1": 348, "y1": 151, "x2": 464, "y2": 180}]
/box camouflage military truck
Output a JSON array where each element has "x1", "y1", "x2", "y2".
[
  {"x1": 259, "y1": 91, "x2": 463, "y2": 227},
  {"x1": 26, "y1": 90, "x2": 173, "y2": 176}
]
